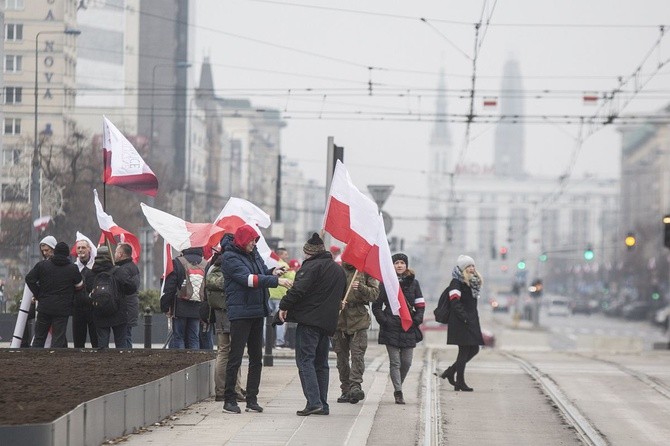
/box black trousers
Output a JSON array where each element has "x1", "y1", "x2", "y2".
[
  {"x1": 224, "y1": 318, "x2": 263, "y2": 404},
  {"x1": 72, "y1": 307, "x2": 98, "y2": 348},
  {"x1": 452, "y1": 345, "x2": 479, "y2": 382}
]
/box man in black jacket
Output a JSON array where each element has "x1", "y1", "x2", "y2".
[
  {"x1": 115, "y1": 243, "x2": 141, "y2": 348},
  {"x1": 26, "y1": 242, "x2": 84, "y2": 348},
  {"x1": 278, "y1": 233, "x2": 347, "y2": 416}
]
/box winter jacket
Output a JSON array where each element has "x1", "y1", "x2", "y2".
[
  {"x1": 202, "y1": 253, "x2": 233, "y2": 334},
  {"x1": 160, "y1": 250, "x2": 205, "y2": 320},
  {"x1": 85, "y1": 260, "x2": 138, "y2": 328},
  {"x1": 116, "y1": 258, "x2": 141, "y2": 327},
  {"x1": 279, "y1": 251, "x2": 347, "y2": 336},
  {"x1": 336, "y1": 263, "x2": 379, "y2": 334},
  {"x1": 445, "y1": 278, "x2": 484, "y2": 346},
  {"x1": 221, "y1": 236, "x2": 278, "y2": 321},
  {"x1": 372, "y1": 271, "x2": 425, "y2": 348},
  {"x1": 25, "y1": 255, "x2": 84, "y2": 317}
]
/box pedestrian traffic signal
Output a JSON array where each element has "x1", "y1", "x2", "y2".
[
  {"x1": 625, "y1": 232, "x2": 636, "y2": 250},
  {"x1": 517, "y1": 260, "x2": 526, "y2": 270},
  {"x1": 663, "y1": 215, "x2": 670, "y2": 249},
  {"x1": 583, "y1": 246, "x2": 594, "y2": 261},
  {"x1": 500, "y1": 246, "x2": 508, "y2": 260}
]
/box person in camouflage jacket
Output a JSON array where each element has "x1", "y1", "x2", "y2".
[{"x1": 333, "y1": 261, "x2": 380, "y2": 404}]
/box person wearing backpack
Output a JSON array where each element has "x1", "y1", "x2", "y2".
[
  {"x1": 86, "y1": 246, "x2": 138, "y2": 349},
  {"x1": 160, "y1": 247, "x2": 207, "y2": 349}
]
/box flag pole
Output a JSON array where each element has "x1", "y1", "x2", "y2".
[{"x1": 340, "y1": 270, "x2": 359, "y2": 310}]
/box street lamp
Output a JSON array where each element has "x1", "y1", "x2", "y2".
[{"x1": 30, "y1": 28, "x2": 80, "y2": 267}]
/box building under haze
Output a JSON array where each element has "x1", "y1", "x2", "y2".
[{"x1": 494, "y1": 58, "x2": 526, "y2": 179}]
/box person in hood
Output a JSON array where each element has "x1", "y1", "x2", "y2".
[
  {"x1": 220, "y1": 224, "x2": 292, "y2": 414},
  {"x1": 160, "y1": 246, "x2": 208, "y2": 349},
  {"x1": 25, "y1": 242, "x2": 84, "y2": 348}
]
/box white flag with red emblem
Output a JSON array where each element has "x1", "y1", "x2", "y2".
[
  {"x1": 103, "y1": 116, "x2": 158, "y2": 197},
  {"x1": 323, "y1": 160, "x2": 413, "y2": 331},
  {"x1": 93, "y1": 189, "x2": 141, "y2": 263}
]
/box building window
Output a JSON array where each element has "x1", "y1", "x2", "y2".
[
  {"x1": 4, "y1": 55, "x2": 22, "y2": 72},
  {"x1": 4, "y1": 23, "x2": 23, "y2": 41},
  {"x1": 2, "y1": 147, "x2": 20, "y2": 166},
  {"x1": 1, "y1": 183, "x2": 27, "y2": 202},
  {"x1": 4, "y1": 87, "x2": 22, "y2": 104},
  {"x1": 4, "y1": 0, "x2": 25, "y2": 10},
  {"x1": 3, "y1": 118, "x2": 21, "y2": 135}
]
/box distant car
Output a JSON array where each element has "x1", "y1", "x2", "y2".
[
  {"x1": 547, "y1": 298, "x2": 570, "y2": 316},
  {"x1": 489, "y1": 293, "x2": 513, "y2": 312},
  {"x1": 570, "y1": 300, "x2": 592, "y2": 315}
]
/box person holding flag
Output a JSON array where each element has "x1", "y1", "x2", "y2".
[{"x1": 372, "y1": 253, "x2": 425, "y2": 404}]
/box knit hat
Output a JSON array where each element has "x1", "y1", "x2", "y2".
[
  {"x1": 303, "y1": 233, "x2": 325, "y2": 256},
  {"x1": 39, "y1": 235, "x2": 57, "y2": 249},
  {"x1": 54, "y1": 242, "x2": 70, "y2": 257},
  {"x1": 457, "y1": 254, "x2": 475, "y2": 271},
  {"x1": 95, "y1": 246, "x2": 113, "y2": 264},
  {"x1": 234, "y1": 224, "x2": 260, "y2": 250},
  {"x1": 392, "y1": 253, "x2": 409, "y2": 266}
]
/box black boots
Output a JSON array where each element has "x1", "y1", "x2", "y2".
[
  {"x1": 393, "y1": 390, "x2": 405, "y2": 404},
  {"x1": 439, "y1": 367, "x2": 457, "y2": 386},
  {"x1": 454, "y1": 381, "x2": 473, "y2": 392}
]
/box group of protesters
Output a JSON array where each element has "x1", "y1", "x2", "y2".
[
  {"x1": 23, "y1": 225, "x2": 485, "y2": 415},
  {"x1": 23, "y1": 235, "x2": 140, "y2": 349}
]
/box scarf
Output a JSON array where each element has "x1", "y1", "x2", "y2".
[{"x1": 452, "y1": 266, "x2": 482, "y2": 299}]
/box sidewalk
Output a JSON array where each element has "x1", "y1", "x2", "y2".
[{"x1": 117, "y1": 343, "x2": 422, "y2": 446}]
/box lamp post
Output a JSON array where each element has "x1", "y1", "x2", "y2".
[{"x1": 30, "y1": 28, "x2": 80, "y2": 267}]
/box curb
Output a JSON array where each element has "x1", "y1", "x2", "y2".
[{"x1": 0, "y1": 360, "x2": 215, "y2": 446}]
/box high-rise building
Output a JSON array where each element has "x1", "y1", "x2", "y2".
[{"x1": 494, "y1": 58, "x2": 526, "y2": 179}]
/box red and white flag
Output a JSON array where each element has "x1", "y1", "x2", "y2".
[
  {"x1": 93, "y1": 189, "x2": 141, "y2": 263},
  {"x1": 160, "y1": 240, "x2": 174, "y2": 298},
  {"x1": 103, "y1": 116, "x2": 158, "y2": 197},
  {"x1": 33, "y1": 215, "x2": 51, "y2": 232},
  {"x1": 214, "y1": 197, "x2": 280, "y2": 269},
  {"x1": 140, "y1": 202, "x2": 226, "y2": 252},
  {"x1": 323, "y1": 160, "x2": 413, "y2": 331}
]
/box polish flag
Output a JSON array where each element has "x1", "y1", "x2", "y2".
[
  {"x1": 103, "y1": 116, "x2": 158, "y2": 197},
  {"x1": 33, "y1": 215, "x2": 51, "y2": 232},
  {"x1": 160, "y1": 240, "x2": 174, "y2": 298},
  {"x1": 93, "y1": 189, "x2": 141, "y2": 263},
  {"x1": 140, "y1": 202, "x2": 225, "y2": 252},
  {"x1": 482, "y1": 96, "x2": 498, "y2": 108},
  {"x1": 323, "y1": 160, "x2": 413, "y2": 331},
  {"x1": 214, "y1": 197, "x2": 280, "y2": 269}
]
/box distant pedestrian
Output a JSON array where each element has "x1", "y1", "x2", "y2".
[
  {"x1": 26, "y1": 242, "x2": 84, "y2": 348},
  {"x1": 437, "y1": 255, "x2": 484, "y2": 392},
  {"x1": 221, "y1": 224, "x2": 292, "y2": 414},
  {"x1": 72, "y1": 234, "x2": 98, "y2": 348},
  {"x1": 278, "y1": 233, "x2": 347, "y2": 416},
  {"x1": 334, "y1": 261, "x2": 379, "y2": 404},
  {"x1": 114, "y1": 243, "x2": 140, "y2": 348},
  {"x1": 87, "y1": 246, "x2": 138, "y2": 349},
  {"x1": 372, "y1": 253, "x2": 425, "y2": 404},
  {"x1": 22, "y1": 236, "x2": 57, "y2": 347}
]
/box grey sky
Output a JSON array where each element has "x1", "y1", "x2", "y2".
[{"x1": 194, "y1": 0, "x2": 670, "y2": 242}]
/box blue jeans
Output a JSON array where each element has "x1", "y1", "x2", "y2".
[
  {"x1": 169, "y1": 317, "x2": 200, "y2": 349},
  {"x1": 295, "y1": 324, "x2": 330, "y2": 410}
]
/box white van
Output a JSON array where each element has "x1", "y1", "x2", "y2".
[{"x1": 547, "y1": 297, "x2": 571, "y2": 316}]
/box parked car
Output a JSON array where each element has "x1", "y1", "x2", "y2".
[
  {"x1": 570, "y1": 299, "x2": 592, "y2": 315},
  {"x1": 547, "y1": 297, "x2": 571, "y2": 316}
]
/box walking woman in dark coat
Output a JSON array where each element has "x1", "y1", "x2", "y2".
[
  {"x1": 438, "y1": 255, "x2": 484, "y2": 391},
  {"x1": 372, "y1": 253, "x2": 425, "y2": 404}
]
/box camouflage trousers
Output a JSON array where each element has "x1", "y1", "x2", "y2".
[{"x1": 333, "y1": 329, "x2": 368, "y2": 392}]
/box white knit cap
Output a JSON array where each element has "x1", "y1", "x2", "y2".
[
  {"x1": 39, "y1": 235, "x2": 57, "y2": 249},
  {"x1": 457, "y1": 255, "x2": 475, "y2": 271}
]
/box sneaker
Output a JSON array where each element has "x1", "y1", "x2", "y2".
[
  {"x1": 245, "y1": 402, "x2": 264, "y2": 413},
  {"x1": 223, "y1": 402, "x2": 241, "y2": 414},
  {"x1": 349, "y1": 387, "x2": 365, "y2": 404},
  {"x1": 337, "y1": 392, "x2": 350, "y2": 403},
  {"x1": 296, "y1": 406, "x2": 323, "y2": 416}
]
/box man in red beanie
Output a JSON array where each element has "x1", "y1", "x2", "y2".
[{"x1": 220, "y1": 224, "x2": 292, "y2": 414}]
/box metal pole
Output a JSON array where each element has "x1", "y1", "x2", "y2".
[{"x1": 143, "y1": 307, "x2": 152, "y2": 348}]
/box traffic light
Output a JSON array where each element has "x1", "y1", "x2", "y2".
[
  {"x1": 664, "y1": 215, "x2": 670, "y2": 249},
  {"x1": 500, "y1": 246, "x2": 508, "y2": 260},
  {"x1": 583, "y1": 245, "x2": 594, "y2": 261},
  {"x1": 625, "y1": 232, "x2": 636, "y2": 250},
  {"x1": 517, "y1": 259, "x2": 526, "y2": 270},
  {"x1": 539, "y1": 252, "x2": 548, "y2": 262}
]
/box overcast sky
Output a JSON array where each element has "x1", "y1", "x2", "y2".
[{"x1": 193, "y1": 0, "x2": 670, "y2": 243}]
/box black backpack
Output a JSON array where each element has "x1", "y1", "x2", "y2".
[
  {"x1": 434, "y1": 288, "x2": 451, "y2": 324},
  {"x1": 89, "y1": 268, "x2": 120, "y2": 317}
]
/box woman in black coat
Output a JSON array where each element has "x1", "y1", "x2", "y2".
[
  {"x1": 438, "y1": 254, "x2": 484, "y2": 391},
  {"x1": 372, "y1": 253, "x2": 425, "y2": 405}
]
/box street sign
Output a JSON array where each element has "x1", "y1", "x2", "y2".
[{"x1": 367, "y1": 185, "x2": 394, "y2": 209}]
